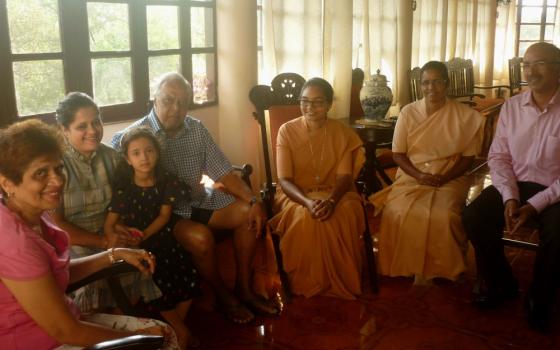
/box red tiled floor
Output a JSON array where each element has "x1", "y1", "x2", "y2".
[
  {"x1": 189, "y1": 271, "x2": 560, "y2": 349},
  {"x1": 187, "y1": 166, "x2": 560, "y2": 349}
]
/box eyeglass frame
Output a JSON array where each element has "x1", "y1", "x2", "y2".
[
  {"x1": 298, "y1": 98, "x2": 328, "y2": 108},
  {"x1": 521, "y1": 60, "x2": 560, "y2": 70},
  {"x1": 420, "y1": 79, "x2": 448, "y2": 87},
  {"x1": 156, "y1": 94, "x2": 190, "y2": 109}
]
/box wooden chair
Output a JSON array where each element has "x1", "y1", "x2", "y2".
[
  {"x1": 473, "y1": 226, "x2": 539, "y2": 297},
  {"x1": 409, "y1": 66, "x2": 423, "y2": 101},
  {"x1": 466, "y1": 167, "x2": 539, "y2": 296},
  {"x1": 508, "y1": 57, "x2": 527, "y2": 96},
  {"x1": 249, "y1": 72, "x2": 379, "y2": 294},
  {"x1": 66, "y1": 262, "x2": 164, "y2": 349},
  {"x1": 446, "y1": 57, "x2": 509, "y2": 98}
]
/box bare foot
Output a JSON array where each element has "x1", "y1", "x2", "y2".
[
  {"x1": 215, "y1": 288, "x2": 254, "y2": 324},
  {"x1": 238, "y1": 290, "x2": 281, "y2": 316}
]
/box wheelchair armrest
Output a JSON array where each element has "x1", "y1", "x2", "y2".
[
  {"x1": 66, "y1": 261, "x2": 137, "y2": 293},
  {"x1": 85, "y1": 335, "x2": 164, "y2": 350}
]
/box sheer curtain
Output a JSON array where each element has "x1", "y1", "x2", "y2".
[
  {"x1": 261, "y1": 0, "x2": 514, "y2": 108},
  {"x1": 261, "y1": 0, "x2": 353, "y2": 119},
  {"x1": 411, "y1": 0, "x2": 496, "y2": 85},
  {"x1": 494, "y1": 2, "x2": 517, "y2": 86},
  {"x1": 352, "y1": 0, "x2": 399, "y2": 107}
]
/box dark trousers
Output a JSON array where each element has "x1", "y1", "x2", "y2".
[{"x1": 462, "y1": 182, "x2": 560, "y2": 307}]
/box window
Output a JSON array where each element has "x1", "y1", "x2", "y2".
[
  {"x1": 516, "y1": 0, "x2": 557, "y2": 56},
  {"x1": 0, "y1": 0, "x2": 217, "y2": 126}
]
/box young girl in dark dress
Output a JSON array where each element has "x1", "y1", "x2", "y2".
[{"x1": 104, "y1": 126, "x2": 199, "y2": 349}]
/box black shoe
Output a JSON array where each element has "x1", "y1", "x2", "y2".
[
  {"x1": 474, "y1": 282, "x2": 519, "y2": 309},
  {"x1": 525, "y1": 295, "x2": 551, "y2": 332}
]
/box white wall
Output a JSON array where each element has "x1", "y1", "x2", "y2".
[{"x1": 216, "y1": 0, "x2": 261, "y2": 184}]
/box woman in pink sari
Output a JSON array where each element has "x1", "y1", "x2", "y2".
[{"x1": 372, "y1": 61, "x2": 484, "y2": 283}]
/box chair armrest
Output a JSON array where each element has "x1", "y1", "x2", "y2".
[
  {"x1": 66, "y1": 261, "x2": 136, "y2": 293},
  {"x1": 85, "y1": 335, "x2": 164, "y2": 350},
  {"x1": 232, "y1": 163, "x2": 253, "y2": 187},
  {"x1": 474, "y1": 84, "x2": 510, "y2": 98},
  {"x1": 449, "y1": 93, "x2": 486, "y2": 100},
  {"x1": 474, "y1": 84, "x2": 510, "y2": 90}
]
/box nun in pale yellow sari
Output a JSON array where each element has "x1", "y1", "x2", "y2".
[
  {"x1": 269, "y1": 78, "x2": 365, "y2": 300},
  {"x1": 371, "y1": 61, "x2": 484, "y2": 283}
]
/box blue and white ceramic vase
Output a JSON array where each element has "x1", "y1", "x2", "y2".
[{"x1": 359, "y1": 69, "x2": 393, "y2": 121}]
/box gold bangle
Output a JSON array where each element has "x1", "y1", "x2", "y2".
[{"x1": 108, "y1": 248, "x2": 117, "y2": 264}]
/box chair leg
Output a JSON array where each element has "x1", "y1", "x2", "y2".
[
  {"x1": 362, "y1": 204, "x2": 379, "y2": 293},
  {"x1": 107, "y1": 275, "x2": 138, "y2": 316},
  {"x1": 271, "y1": 233, "x2": 292, "y2": 303}
]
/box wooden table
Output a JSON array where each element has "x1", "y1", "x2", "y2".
[{"x1": 347, "y1": 120, "x2": 395, "y2": 196}]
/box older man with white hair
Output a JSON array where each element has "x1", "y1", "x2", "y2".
[{"x1": 111, "y1": 73, "x2": 279, "y2": 324}]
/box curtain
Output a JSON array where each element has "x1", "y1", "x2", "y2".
[
  {"x1": 261, "y1": 0, "x2": 353, "y2": 119},
  {"x1": 494, "y1": 1, "x2": 517, "y2": 86},
  {"x1": 411, "y1": 0, "x2": 496, "y2": 85},
  {"x1": 261, "y1": 0, "x2": 514, "y2": 108},
  {"x1": 352, "y1": 0, "x2": 399, "y2": 108}
]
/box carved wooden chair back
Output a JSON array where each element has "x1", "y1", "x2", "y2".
[
  {"x1": 446, "y1": 57, "x2": 509, "y2": 100},
  {"x1": 508, "y1": 57, "x2": 526, "y2": 96},
  {"x1": 446, "y1": 57, "x2": 479, "y2": 99},
  {"x1": 249, "y1": 72, "x2": 306, "y2": 215},
  {"x1": 409, "y1": 66, "x2": 423, "y2": 101}
]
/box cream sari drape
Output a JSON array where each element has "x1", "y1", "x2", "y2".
[
  {"x1": 269, "y1": 117, "x2": 365, "y2": 299},
  {"x1": 372, "y1": 99, "x2": 484, "y2": 280}
]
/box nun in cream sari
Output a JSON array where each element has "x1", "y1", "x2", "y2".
[{"x1": 371, "y1": 61, "x2": 484, "y2": 283}]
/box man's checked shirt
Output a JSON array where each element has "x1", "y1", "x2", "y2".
[{"x1": 110, "y1": 109, "x2": 235, "y2": 218}]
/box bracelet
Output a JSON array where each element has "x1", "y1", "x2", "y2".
[
  {"x1": 327, "y1": 198, "x2": 336, "y2": 207},
  {"x1": 108, "y1": 247, "x2": 117, "y2": 265}
]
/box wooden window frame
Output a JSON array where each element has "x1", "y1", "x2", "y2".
[
  {"x1": 515, "y1": 0, "x2": 557, "y2": 56},
  {"x1": 0, "y1": 0, "x2": 217, "y2": 127}
]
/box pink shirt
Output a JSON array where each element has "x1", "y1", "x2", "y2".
[
  {"x1": 488, "y1": 89, "x2": 560, "y2": 212},
  {"x1": 0, "y1": 203, "x2": 80, "y2": 349}
]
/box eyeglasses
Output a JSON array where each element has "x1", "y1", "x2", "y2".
[
  {"x1": 521, "y1": 60, "x2": 560, "y2": 70},
  {"x1": 420, "y1": 79, "x2": 447, "y2": 87},
  {"x1": 157, "y1": 95, "x2": 189, "y2": 109},
  {"x1": 299, "y1": 99, "x2": 326, "y2": 108}
]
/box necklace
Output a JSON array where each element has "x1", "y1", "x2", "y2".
[{"x1": 307, "y1": 123, "x2": 328, "y2": 183}]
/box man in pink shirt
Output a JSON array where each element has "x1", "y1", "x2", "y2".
[{"x1": 462, "y1": 42, "x2": 560, "y2": 331}]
